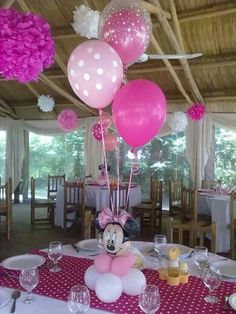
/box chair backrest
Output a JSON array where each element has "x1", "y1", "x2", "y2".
[
  {"x1": 168, "y1": 217, "x2": 217, "y2": 254},
  {"x1": 109, "y1": 184, "x2": 129, "y2": 213},
  {"x1": 201, "y1": 179, "x2": 220, "y2": 189},
  {"x1": 64, "y1": 181, "x2": 85, "y2": 209},
  {"x1": 0, "y1": 177, "x2": 12, "y2": 209},
  {"x1": 152, "y1": 179, "x2": 163, "y2": 209},
  {"x1": 182, "y1": 187, "x2": 198, "y2": 223},
  {"x1": 48, "y1": 175, "x2": 65, "y2": 199},
  {"x1": 31, "y1": 177, "x2": 36, "y2": 202},
  {"x1": 169, "y1": 179, "x2": 183, "y2": 206},
  {"x1": 150, "y1": 173, "x2": 158, "y2": 200},
  {"x1": 230, "y1": 191, "x2": 236, "y2": 259}
]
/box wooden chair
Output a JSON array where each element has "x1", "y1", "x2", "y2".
[
  {"x1": 63, "y1": 181, "x2": 85, "y2": 236},
  {"x1": 230, "y1": 192, "x2": 236, "y2": 259},
  {"x1": 201, "y1": 179, "x2": 221, "y2": 189},
  {"x1": 31, "y1": 177, "x2": 55, "y2": 226},
  {"x1": 141, "y1": 173, "x2": 158, "y2": 204},
  {"x1": 168, "y1": 179, "x2": 184, "y2": 218},
  {"x1": 132, "y1": 180, "x2": 163, "y2": 234},
  {"x1": 109, "y1": 184, "x2": 129, "y2": 213},
  {"x1": 0, "y1": 177, "x2": 12, "y2": 239},
  {"x1": 168, "y1": 217, "x2": 217, "y2": 254},
  {"x1": 47, "y1": 174, "x2": 65, "y2": 200}
]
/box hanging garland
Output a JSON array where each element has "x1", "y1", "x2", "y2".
[
  {"x1": 57, "y1": 109, "x2": 79, "y2": 132},
  {"x1": 169, "y1": 112, "x2": 188, "y2": 132},
  {"x1": 37, "y1": 95, "x2": 55, "y2": 112}
]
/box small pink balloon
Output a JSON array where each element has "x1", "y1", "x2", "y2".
[
  {"x1": 100, "y1": 111, "x2": 111, "y2": 129},
  {"x1": 92, "y1": 122, "x2": 103, "y2": 141},
  {"x1": 67, "y1": 40, "x2": 124, "y2": 109},
  {"x1": 94, "y1": 252, "x2": 112, "y2": 273},
  {"x1": 112, "y1": 79, "x2": 167, "y2": 147},
  {"x1": 104, "y1": 132, "x2": 117, "y2": 152},
  {"x1": 99, "y1": 0, "x2": 152, "y2": 66},
  {"x1": 111, "y1": 256, "x2": 131, "y2": 276}
]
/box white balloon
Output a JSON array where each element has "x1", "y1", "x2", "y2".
[
  {"x1": 95, "y1": 273, "x2": 122, "y2": 303},
  {"x1": 84, "y1": 265, "x2": 102, "y2": 290},
  {"x1": 121, "y1": 269, "x2": 146, "y2": 296}
]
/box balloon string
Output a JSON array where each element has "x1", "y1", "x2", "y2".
[
  {"x1": 99, "y1": 109, "x2": 113, "y2": 212},
  {"x1": 126, "y1": 148, "x2": 136, "y2": 210},
  {"x1": 116, "y1": 142, "x2": 120, "y2": 215}
]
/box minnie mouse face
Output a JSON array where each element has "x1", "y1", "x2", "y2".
[{"x1": 103, "y1": 223, "x2": 130, "y2": 256}]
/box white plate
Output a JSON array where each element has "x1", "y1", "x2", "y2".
[
  {"x1": 77, "y1": 239, "x2": 101, "y2": 252},
  {"x1": 229, "y1": 293, "x2": 236, "y2": 310},
  {"x1": 0, "y1": 290, "x2": 10, "y2": 309},
  {"x1": 1, "y1": 254, "x2": 46, "y2": 270},
  {"x1": 139, "y1": 243, "x2": 192, "y2": 260},
  {"x1": 214, "y1": 260, "x2": 236, "y2": 278}
]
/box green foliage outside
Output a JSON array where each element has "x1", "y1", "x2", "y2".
[
  {"x1": 0, "y1": 131, "x2": 6, "y2": 183},
  {"x1": 215, "y1": 127, "x2": 236, "y2": 187}
]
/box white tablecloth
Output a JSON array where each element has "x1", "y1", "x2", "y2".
[
  {"x1": 198, "y1": 194, "x2": 236, "y2": 253},
  {"x1": 1, "y1": 242, "x2": 235, "y2": 314},
  {"x1": 55, "y1": 185, "x2": 141, "y2": 228}
]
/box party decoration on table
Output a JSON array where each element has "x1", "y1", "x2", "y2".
[
  {"x1": 67, "y1": 40, "x2": 123, "y2": 109},
  {"x1": 84, "y1": 207, "x2": 144, "y2": 303},
  {"x1": 72, "y1": 5, "x2": 100, "y2": 39},
  {"x1": 158, "y1": 246, "x2": 189, "y2": 286},
  {"x1": 91, "y1": 122, "x2": 103, "y2": 141},
  {"x1": 37, "y1": 95, "x2": 55, "y2": 112},
  {"x1": 169, "y1": 111, "x2": 188, "y2": 133},
  {"x1": 0, "y1": 8, "x2": 55, "y2": 83},
  {"x1": 112, "y1": 79, "x2": 167, "y2": 148},
  {"x1": 98, "y1": 0, "x2": 152, "y2": 66},
  {"x1": 187, "y1": 103, "x2": 206, "y2": 121},
  {"x1": 104, "y1": 132, "x2": 117, "y2": 152},
  {"x1": 57, "y1": 109, "x2": 79, "y2": 132}
]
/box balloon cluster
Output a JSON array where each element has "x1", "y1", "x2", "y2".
[{"x1": 68, "y1": 0, "x2": 167, "y2": 148}]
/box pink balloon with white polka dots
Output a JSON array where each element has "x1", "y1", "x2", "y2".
[{"x1": 67, "y1": 40, "x2": 124, "y2": 109}]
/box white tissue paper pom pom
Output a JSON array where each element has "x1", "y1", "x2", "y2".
[
  {"x1": 169, "y1": 112, "x2": 188, "y2": 132},
  {"x1": 37, "y1": 95, "x2": 55, "y2": 112},
  {"x1": 72, "y1": 5, "x2": 100, "y2": 39}
]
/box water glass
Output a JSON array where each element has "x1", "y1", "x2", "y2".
[
  {"x1": 19, "y1": 267, "x2": 39, "y2": 304},
  {"x1": 154, "y1": 234, "x2": 167, "y2": 260},
  {"x1": 139, "y1": 284, "x2": 160, "y2": 314},
  {"x1": 48, "y1": 241, "x2": 63, "y2": 272},
  {"x1": 202, "y1": 264, "x2": 221, "y2": 303},
  {"x1": 68, "y1": 285, "x2": 90, "y2": 313},
  {"x1": 192, "y1": 246, "x2": 209, "y2": 277}
]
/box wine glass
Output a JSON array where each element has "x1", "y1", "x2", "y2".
[
  {"x1": 48, "y1": 241, "x2": 63, "y2": 272},
  {"x1": 192, "y1": 246, "x2": 209, "y2": 277},
  {"x1": 139, "y1": 284, "x2": 160, "y2": 314},
  {"x1": 154, "y1": 234, "x2": 167, "y2": 261},
  {"x1": 202, "y1": 264, "x2": 221, "y2": 303},
  {"x1": 68, "y1": 285, "x2": 90, "y2": 313},
  {"x1": 19, "y1": 267, "x2": 39, "y2": 304}
]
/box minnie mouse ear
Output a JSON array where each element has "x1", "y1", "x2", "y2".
[{"x1": 123, "y1": 216, "x2": 140, "y2": 239}]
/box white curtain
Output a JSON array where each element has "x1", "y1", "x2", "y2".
[
  {"x1": 212, "y1": 113, "x2": 236, "y2": 132},
  {"x1": 0, "y1": 118, "x2": 25, "y2": 191},
  {"x1": 186, "y1": 113, "x2": 213, "y2": 188}
]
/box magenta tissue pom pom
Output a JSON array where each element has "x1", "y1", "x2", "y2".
[
  {"x1": 187, "y1": 103, "x2": 206, "y2": 121},
  {"x1": 0, "y1": 8, "x2": 55, "y2": 83},
  {"x1": 57, "y1": 109, "x2": 79, "y2": 132}
]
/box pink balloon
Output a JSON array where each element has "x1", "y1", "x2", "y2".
[
  {"x1": 112, "y1": 80, "x2": 167, "y2": 148},
  {"x1": 104, "y1": 132, "x2": 117, "y2": 152},
  {"x1": 111, "y1": 256, "x2": 131, "y2": 276},
  {"x1": 67, "y1": 40, "x2": 124, "y2": 109},
  {"x1": 100, "y1": 111, "x2": 111, "y2": 129},
  {"x1": 92, "y1": 122, "x2": 103, "y2": 141},
  {"x1": 99, "y1": 0, "x2": 152, "y2": 66},
  {"x1": 94, "y1": 252, "x2": 112, "y2": 273}
]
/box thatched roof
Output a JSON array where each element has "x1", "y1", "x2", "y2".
[{"x1": 0, "y1": 0, "x2": 236, "y2": 120}]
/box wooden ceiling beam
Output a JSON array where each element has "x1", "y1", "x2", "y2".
[
  {"x1": 0, "y1": 98, "x2": 18, "y2": 118},
  {"x1": 152, "y1": 0, "x2": 204, "y2": 103},
  {"x1": 141, "y1": 1, "x2": 171, "y2": 19},
  {"x1": 2, "y1": 0, "x2": 15, "y2": 8}
]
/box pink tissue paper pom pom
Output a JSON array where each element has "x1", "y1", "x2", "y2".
[
  {"x1": 0, "y1": 8, "x2": 55, "y2": 83},
  {"x1": 187, "y1": 103, "x2": 206, "y2": 121},
  {"x1": 57, "y1": 109, "x2": 79, "y2": 132}
]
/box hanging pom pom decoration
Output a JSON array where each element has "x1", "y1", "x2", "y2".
[
  {"x1": 187, "y1": 103, "x2": 206, "y2": 121},
  {"x1": 92, "y1": 122, "x2": 103, "y2": 141},
  {"x1": 37, "y1": 95, "x2": 55, "y2": 112},
  {"x1": 72, "y1": 5, "x2": 100, "y2": 39},
  {"x1": 0, "y1": 8, "x2": 55, "y2": 83},
  {"x1": 57, "y1": 109, "x2": 79, "y2": 132},
  {"x1": 169, "y1": 112, "x2": 188, "y2": 132}
]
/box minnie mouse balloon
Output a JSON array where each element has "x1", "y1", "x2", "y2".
[
  {"x1": 112, "y1": 79, "x2": 167, "y2": 148},
  {"x1": 67, "y1": 40, "x2": 123, "y2": 109},
  {"x1": 98, "y1": 0, "x2": 152, "y2": 66}
]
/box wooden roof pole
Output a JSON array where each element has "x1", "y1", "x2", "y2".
[
  {"x1": 2, "y1": 0, "x2": 15, "y2": 8},
  {"x1": 151, "y1": 0, "x2": 204, "y2": 103},
  {"x1": 141, "y1": 1, "x2": 171, "y2": 19},
  {"x1": 0, "y1": 98, "x2": 18, "y2": 118},
  {"x1": 151, "y1": 35, "x2": 192, "y2": 105}
]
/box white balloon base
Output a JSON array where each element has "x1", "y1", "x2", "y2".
[{"x1": 84, "y1": 265, "x2": 146, "y2": 303}]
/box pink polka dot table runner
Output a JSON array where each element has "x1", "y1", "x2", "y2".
[{"x1": 0, "y1": 251, "x2": 236, "y2": 314}]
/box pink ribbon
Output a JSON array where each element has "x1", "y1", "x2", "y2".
[{"x1": 98, "y1": 207, "x2": 131, "y2": 229}]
